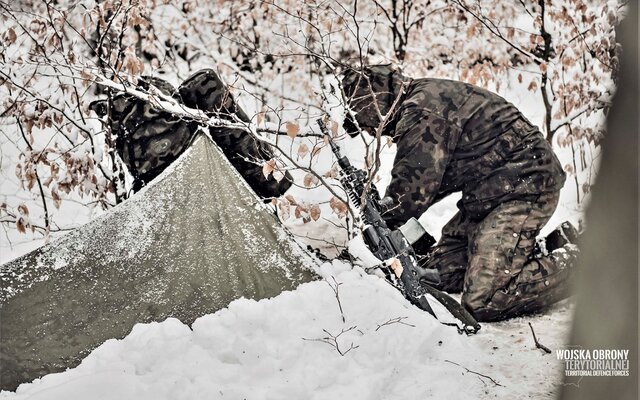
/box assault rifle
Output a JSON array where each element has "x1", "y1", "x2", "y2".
[{"x1": 317, "y1": 119, "x2": 480, "y2": 334}]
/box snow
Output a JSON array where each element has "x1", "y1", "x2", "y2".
[
  {"x1": 0, "y1": 73, "x2": 583, "y2": 397},
  {"x1": 0, "y1": 260, "x2": 572, "y2": 400},
  {"x1": 0, "y1": 65, "x2": 588, "y2": 398}
]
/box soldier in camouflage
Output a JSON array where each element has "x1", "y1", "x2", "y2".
[
  {"x1": 92, "y1": 69, "x2": 291, "y2": 198},
  {"x1": 342, "y1": 64, "x2": 579, "y2": 322}
]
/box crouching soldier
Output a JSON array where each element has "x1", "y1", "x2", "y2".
[
  {"x1": 91, "y1": 69, "x2": 291, "y2": 199},
  {"x1": 342, "y1": 65, "x2": 579, "y2": 322}
]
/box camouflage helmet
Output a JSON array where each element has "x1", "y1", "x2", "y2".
[{"x1": 341, "y1": 64, "x2": 409, "y2": 136}]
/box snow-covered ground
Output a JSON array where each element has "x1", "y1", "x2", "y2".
[{"x1": 1, "y1": 259, "x2": 572, "y2": 400}]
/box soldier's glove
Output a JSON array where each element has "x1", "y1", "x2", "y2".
[{"x1": 412, "y1": 230, "x2": 436, "y2": 256}]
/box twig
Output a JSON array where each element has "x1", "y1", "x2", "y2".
[
  {"x1": 375, "y1": 316, "x2": 415, "y2": 331},
  {"x1": 16, "y1": 120, "x2": 49, "y2": 232},
  {"x1": 444, "y1": 360, "x2": 503, "y2": 387},
  {"x1": 302, "y1": 326, "x2": 359, "y2": 356},
  {"x1": 528, "y1": 322, "x2": 552, "y2": 354},
  {"x1": 326, "y1": 277, "x2": 346, "y2": 323}
]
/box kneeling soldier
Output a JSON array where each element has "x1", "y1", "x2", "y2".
[{"x1": 342, "y1": 64, "x2": 579, "y2": 322}]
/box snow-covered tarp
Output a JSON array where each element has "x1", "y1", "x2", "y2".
[{"x1": 0, "y1": 135, "x2": 316, "y2": 391}]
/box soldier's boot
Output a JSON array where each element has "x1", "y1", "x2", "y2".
[
  {"x1": 506, "y1": 245, "x2": 579, "y2": 311},
  {"x1": 462, "y1": 233, "x2": 580, "y2": 322},
  {"x1": 463, "y1": 250, "x2": 579, "y2": 322}
]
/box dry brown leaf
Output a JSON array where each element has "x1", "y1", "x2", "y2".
[
  {"x1": 303, "y1": 173, "x2": 319, "y2": 188},
  {"x1": 323, "y1": 167, "x2": 338, "y2": 179},
  {"x1": 16, "y1": 217, "x2": 26, "y2": 234},
  {"x1": 329, "y1": 120, "x2": 339, "y2": 136},
  {"x1": 310, "y1": 204, "x2": 321, "y2": 221},
  {"x1": 286, "y1": 122, "x2": 300, "y2": 138},
  {"x1": 256, "y1": 110, "x2": 265, "y2": 125},
  {"x1": 262, "y1": 159, "x2": 276, "y2": 179},
  {"x1": 52, "y1": 189, "x2": 61, "y2": 209},
  {"x1": 329, "y1": 197, "x2": 348, "y2": 218},
  {"x1": 4, "y1": 27, "x2": 17, "y2": 45},
  {"x1": 297, "y1": 143, "x2": 310, "y2": 158},
  {"x1": 284, "y1": 194, "x2": 297, "y2": 206},
  {"x1": 277, "y1": 199, "x2": 290, "y2": 221},
  {"x1": 17, "y1": 204, "x2": 29, "y2": 216}
]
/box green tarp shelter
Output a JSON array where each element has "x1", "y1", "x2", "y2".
[{"x1": 0, "y1": 135, "x2": 316, "y2": 391}]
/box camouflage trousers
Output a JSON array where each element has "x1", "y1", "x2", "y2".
[{"x1": 422, "y1": 192, "x2": 577, "y2": 322}]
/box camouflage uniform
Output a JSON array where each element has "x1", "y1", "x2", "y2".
[
  {"x1": 343, "y1": 65, "x2": 578, "y2": 322},
  {"x1": 106, "y1": 77, "x2": 195, "y2": 191},
  {"x1": 96, "y1": 70, "x2": 291, "y2": 198}
]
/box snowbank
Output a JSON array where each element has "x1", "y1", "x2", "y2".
[{"x1": 1, "y1": 260, "x2": 573, "y2": 400}]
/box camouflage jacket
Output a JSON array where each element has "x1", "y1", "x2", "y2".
[{"x1": 343, "y1": 66, "x2": 566, "y2": 228}]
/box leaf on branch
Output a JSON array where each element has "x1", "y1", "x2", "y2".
[
  {"x1": 303, "y1": 173, "x2": 319, "y2": 188},
  {"x1": 506, "y1": 27, "x2": 515, "y2": 39},
  {"x1": 3, "y1": 28, "x2": 17, "y2": 45},
  {"x1": 17, "y1": 204, "x2": 29, "y2": 216},
  {"x1": 540, "y1": 62, "x2": 548, "y2": 73},
  {"x1": 294, "y1": 204, "x2": 308, "y2": 219},
  {"x1": 277, "y1": 199, "x2": 291, "y2": 221},
  {"x1": 386, "y1": 136, "x2": 394, "y2": 147},
  {"x1": 262, "y1": 158, "x2": 277, "y2": 179},
  {"x1": 123, "y1": 49, "x2": 144, "y2": 77},
  {"x1": 80, "y1": 69, "x2": 93, "y2": 81},
  {"x1": 310, "y1": 204, "x2": 321, "y2": 221},
  {"x1": 297, "y1": 143, "x2": 310, "y2": 158},
  {"x1": 256, "y1": 109, "x2": 266, "y2": 125},
  {"x1": 16, "y1": 217, "x2": 26, "y2": 234},
  {"x1": 323, "y1": 167, "x2": 338, "y2": 179},
  {"x1": 52, "y1": 189, "x2": 62, "y2": 209},
  {"x1": 564, "y1": 164, "x2": 575, "y2": 176},
  {"x1": 329, "y1": 197, "x2": 348, "y2": 218},
  {"x1": 286, "y1": 122, "x2": 300, "y2": 138},
  {"x1": 284, "y1": 194, "x2": 298, "y2": 206},
  {"x1": 329, "y1": 120, "x2": 339, "y2": 136}
]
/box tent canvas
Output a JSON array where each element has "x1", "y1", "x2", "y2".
[{"x1": 0, "y1": 134, "x2": 316, "y2": 391}]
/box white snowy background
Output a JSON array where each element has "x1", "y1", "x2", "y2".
[{"x1": 0, "y1": 0, "x2": 620, "y2": 398}]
